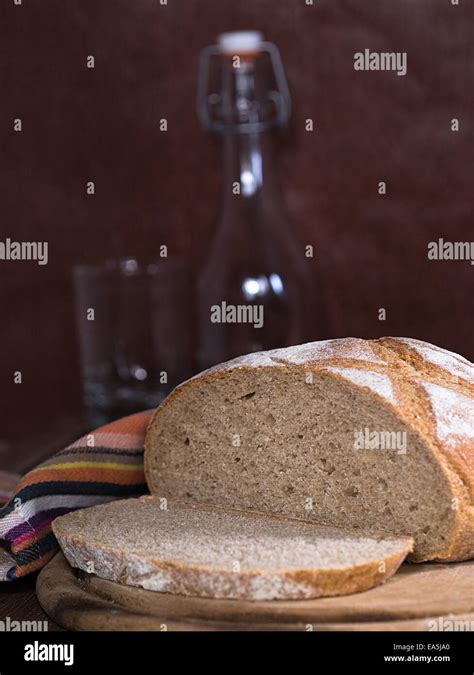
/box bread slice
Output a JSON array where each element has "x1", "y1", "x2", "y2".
[
  {"x1": 145, "y1": 337, "x2": 474, "y2": 563},
  {"x1": 52, "y1": 496, "x2": 412, "y2": 600}
]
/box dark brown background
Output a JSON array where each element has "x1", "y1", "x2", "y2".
[{"x1": 0, "y1": 0, "x2": 472, "y2": 447}]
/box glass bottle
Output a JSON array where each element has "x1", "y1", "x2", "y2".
[{"x1": 197, "y1": 31, "x2": 318, "y2": 370}]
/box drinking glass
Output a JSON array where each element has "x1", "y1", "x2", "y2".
[{"x1": 73, "y1": 258, "x2": 195, "y2": 425}]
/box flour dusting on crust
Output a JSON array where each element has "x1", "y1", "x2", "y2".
[
  {"x1": 200, "y1": 338, "x2": 384, "y2": 376},
  {"x1": 398, "y1": 338, "x2": 474, "y2": 384},
  {"x1": 419, "y1": 381, "x2": 474, "y2": 447},
  {"x1": 324, "y1": 367, "x2": 396, "y2": 405}
]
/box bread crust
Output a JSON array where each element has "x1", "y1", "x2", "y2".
[{"x1": 145, "y1": 337, "x2": 474, "y2": 563}]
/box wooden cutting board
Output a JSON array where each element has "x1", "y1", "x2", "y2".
[{"x1": 36, "y1": 552, "x2": 474, "y2": 631}]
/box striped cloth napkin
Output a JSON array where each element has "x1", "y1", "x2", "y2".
[{"x1": 0, "y1": 410, "x2": 152, "y2": 581}]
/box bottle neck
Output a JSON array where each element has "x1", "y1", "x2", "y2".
[
  {"x1": 214, "y1": 58, "x2": 286, "y2": 232},
  {"x1": 221, "y1": 131, "x2": 278, "y2": 211}
]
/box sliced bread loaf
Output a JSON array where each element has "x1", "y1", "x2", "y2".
[
  {"x1": 145, "y1": 337, "x2": 474, "y2": 563},
  {"x1": 52, "y1": 496, "x2": 413, "y2": 600}
]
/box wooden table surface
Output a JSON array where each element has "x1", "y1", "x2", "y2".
[{"x1": 0, "y1": 417, "x2": 88, "y2": 631}]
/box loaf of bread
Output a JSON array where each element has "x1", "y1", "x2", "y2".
[
  {"x1": 52, "y1": 496, "x2": 413, "y2": 600},
  {"x1": 145, "y1": 337, "x2": 474, "y2": 563}
]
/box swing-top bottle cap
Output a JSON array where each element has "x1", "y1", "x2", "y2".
[
  {"x1": 218, "y1": 31, "x2": 264, "y2": 55},
  {"x1": 198, "y1": 31, "x2": 291, "y2": 132}
]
